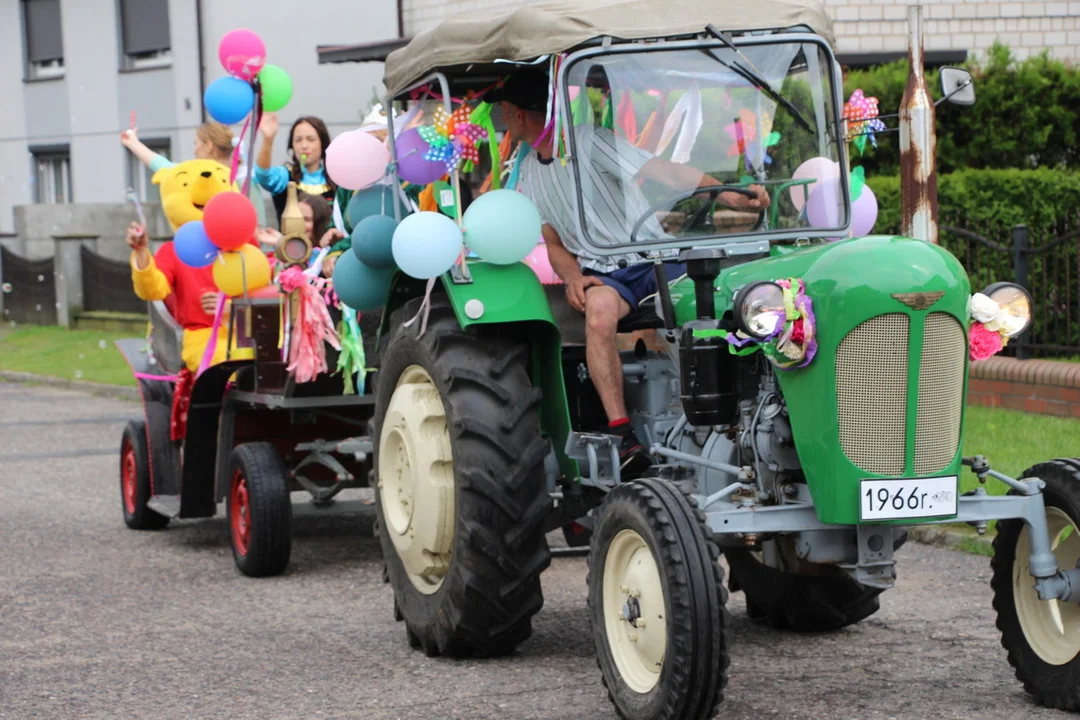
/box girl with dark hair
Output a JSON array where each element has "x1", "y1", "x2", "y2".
[{"x1": 255, "y1": 112, "x2": 338, "y2": 226}]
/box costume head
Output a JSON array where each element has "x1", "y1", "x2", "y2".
[{"x1": 152, "y1": 159, "x2": 236, "y2": 232}]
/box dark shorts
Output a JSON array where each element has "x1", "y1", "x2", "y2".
[{"x1": 584, "y1": 262, "x2": 687, "y2": 309}]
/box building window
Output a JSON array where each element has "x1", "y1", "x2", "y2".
[
  {"x1": 22, "y1": 0, "x2": 64, "y2": 80},
  {"x1": 127, "y1": 139, "x2": 171, "y2": 203},
  {"x1": 32, "y1": 150, "x2": 72, "y2": 204},
  {"x1": 119, "y1": 0, "x2": 171, "y2": 69}
]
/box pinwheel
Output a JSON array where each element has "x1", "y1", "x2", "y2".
[
  {"x1": 844, "y1": 89, "x2": 887, "y2": 153},
  {"x1": 418, "y1": 104, "x2": 489, "y2": 174}
]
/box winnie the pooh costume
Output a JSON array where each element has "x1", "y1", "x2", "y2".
[{"x1": 129, "y1": 159, "x2": 258, "y2": 372}]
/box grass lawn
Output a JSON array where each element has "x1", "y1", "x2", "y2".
[
  {"x1": 0, "y1": 325, "x2": 139, "y2": 387},
  {"x1": 961, "y1": 405, "x2": 1079, "y2": 493}
]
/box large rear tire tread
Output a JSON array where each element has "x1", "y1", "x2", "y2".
[
  {"x1": 375, "y1": 297, "x2": 552, "y2": 658},
  {"x1": 120, "y1": 420, "x2": 170, "y2": 531},
  {"x1": 589, "y1": 478, "x2": 729, "y2": 720},
  {"x1": 228, "y1": 442, "x2": 293, "y2": 578},
  {"x1": 992, "y1": 458, "x2": 1080, "y2": 711}
]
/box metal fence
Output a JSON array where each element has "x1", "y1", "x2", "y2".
[
  {"x1": 938, "y1": 219, "x2": 1080, "y2": 359},
  {"x1": 0, "y1": 246, "x2": 57, "y2": 326},
  {"x1": 81, "y1": 246, "x2": 148, "y2": 315}
]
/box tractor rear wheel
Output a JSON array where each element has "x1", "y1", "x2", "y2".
[
  {"x1": 725, "y1": 535, "x2": 889, "y2": 632},
  {"x1": 373, "y1": 296, "x2": 552, "y2": 657},
  {"x1": 227, "y1": 442, "x2": 292, "y2": 577}
]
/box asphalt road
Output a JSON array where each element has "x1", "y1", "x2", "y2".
[{"x1": 0, "y1": 382, "x2": 1063, "y2": 720}]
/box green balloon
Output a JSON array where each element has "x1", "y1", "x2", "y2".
[
  {"x1": 259, "y1": 64, "x2": 293, "y2": 112},
  {"x1": 332, "y1": 251, "x2": 394, "y2": 311},
  {"x1": 345, "y1": 185, "x2": 410, "y2": 229}
]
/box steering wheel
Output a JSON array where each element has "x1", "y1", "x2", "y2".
[{"x1": 629, "y1": 184, "x2": 765, "y2": 245}]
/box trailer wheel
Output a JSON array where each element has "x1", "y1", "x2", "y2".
[
  {"x1": 373, "y1": 296, "x2": 551, "y2": 657},
  {"x1": 228, "y1": 442, "x2": 292, "y2": 577},
  {"x1": 119, "y1": 420, "x2": 169, "y2": 530},
  {"x1": 993, "y1": 459, "x2": 1080, "y2": 711},
  {"x1": 590, "y1": 478, "x2": 729, "y2": 720}
]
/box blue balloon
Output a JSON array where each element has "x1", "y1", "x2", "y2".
[
  {"x1": 345, "y1": 185, "x2": 410, "y2": 231},
  {"x1": 391, "y1": 211, "x2": 463, "y2": 280},
  {"x1": 352, "y1": 215, "x2": 398, "y2": 269},
  {"x1": 332, "y1": 251, "x2": 394, "y2": 311},
  {"x1": 173, "y1": 220, "x2": 218, "y2": 268},
  {"x1": 462, "y1": 189, "x2": 542, "y2": 265},
  {"x1": 204, "y1": 76, "x2": 255, "y2": 126}
]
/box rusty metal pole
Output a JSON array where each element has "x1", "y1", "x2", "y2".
[{"x1": 900, "y1": 5, "x2": 938, "y2": 244}]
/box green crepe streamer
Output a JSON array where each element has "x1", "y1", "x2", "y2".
[
  {"x1": 470, "y1": 102, "x2": 501, "y2": 189},
  {"x1": 601, "y1": 93, "x2": 614, "y2": 130},
  {"x1": 335, "y1": 306, "x2": 367, "y2": 395}
]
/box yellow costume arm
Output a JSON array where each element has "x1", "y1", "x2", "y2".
[{"x1": 130, "y1": 252, "x2": 172, "y2": 302}]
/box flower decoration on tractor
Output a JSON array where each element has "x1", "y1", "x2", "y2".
[
  {"x1": 725, "y1": 278, "x2": 818, "y2": 369},
  {"x1": 843, "y1": 89, "x2": 887, "y2": 155},
  {"x1": 968, "y1": 292, "x2": 1027, "y2": 362},
  {"x1": 418, "y1": 104, "x2": 489, "y2": 175}
]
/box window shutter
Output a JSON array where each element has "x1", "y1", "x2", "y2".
[
  {"x1": 23, "y1": 0, "x2": 63, "y2": 63},
  {"x1": 121, "y1": 0, "x2": 171, "y2": 55}
]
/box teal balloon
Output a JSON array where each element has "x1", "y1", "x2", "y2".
[
  {"x1": 332, "y1": 252, "x2": 394, "y2": 311},
  {"x1": 345, "y1": 185, "x2": 410, "y2": 231},
  {"x1": 462, "y1": 189, "x2": 542, "y2": 265},
  {"x1": 352, "y1": 215, "x2": 398, "y2": 269},
  {"x1": 391, "y1": 211, "x2": 463, "y2": 280}
]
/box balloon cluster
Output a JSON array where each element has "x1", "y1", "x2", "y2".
[
  {"x1": 173, "y1": 191, "x2": 270, "y2": 296},
  {"x1": 792, "y1": 157, "x2": 878, "y2": 239},
  {"x1": 204, "y1": 29, "x2": 293, "y2": 125}
]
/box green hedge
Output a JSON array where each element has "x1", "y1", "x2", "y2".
[
  {"x1": 844, "y1": 43, "x2": 1080, "y2": 176},
  {"x1": 866, "y1": 168, "x2": 1080, "y2": 235}
]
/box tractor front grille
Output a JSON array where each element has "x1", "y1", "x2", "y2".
[
  {"x1": 836, "y1": 311, "x2": 966, "y2": 476},
  {"x1": 915, "y1": 313, "x2": 966, "y2": 474},
  {"x1": 837, "y1": 313, "x2": 909, "y2": 475}
]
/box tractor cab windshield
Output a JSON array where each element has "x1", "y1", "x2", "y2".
[{"x1": 560, "y1": 36, "x2": 848, "y2": 258}]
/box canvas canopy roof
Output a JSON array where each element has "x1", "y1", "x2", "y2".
[{"x1": 383, "y1": 0, "x2": 834, "y2": 97}]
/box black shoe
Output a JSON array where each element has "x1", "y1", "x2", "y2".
[{"x1": 618, "y1": 431, "x2": 652, "y2": 481}]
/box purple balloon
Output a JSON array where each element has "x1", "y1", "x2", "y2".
[
  {"x1": 395, "y1": 128, "x2": 446, "y2": 185},
  {"x1": 850, "y1": 185, "x2": 879, "y2": 237},
  {"x1": 805, "y1": 177, "x2": 844, "y2": 230}
]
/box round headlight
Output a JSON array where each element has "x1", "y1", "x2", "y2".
[
  {"x1": 983, "y1": 282, "x2": 1032, "y2": 338},
  {"x1": 734, "y1": 281, "x2": 785, "y2": 339}
]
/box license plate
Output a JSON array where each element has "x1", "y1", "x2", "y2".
[{"x1": 859, "y1": 476, "x2": 958, "y2": 521}]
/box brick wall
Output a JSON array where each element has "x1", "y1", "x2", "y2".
[
  {"x1": 402, "y1": 0, "x2": 1080, "y2": 62},
  {"x1": 968, "y1": 357, "x2": 1080, "y2": 418}
]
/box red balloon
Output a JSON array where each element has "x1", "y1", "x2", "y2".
[{"x1": 203, "y1": 192, "x2": 257, "y2": 251}]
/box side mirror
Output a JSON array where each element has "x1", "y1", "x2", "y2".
[{"x1": 939, "y1": 66, "x2": 975, "y2": 106}]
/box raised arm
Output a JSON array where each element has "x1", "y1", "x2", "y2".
[{"x1": 121, "y1": 129, "x2": 165, "y2": 170}]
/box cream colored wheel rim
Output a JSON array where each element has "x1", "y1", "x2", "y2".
[
  {"x1": 1015, "y1": 507, "x2": 1080, "y2": 665},
  {"x1": 603, "y1": 529, "x2": 667, "y2": 693},
  {"x1": 378, "y1": 365, "x2": 455, "y2": 595}
]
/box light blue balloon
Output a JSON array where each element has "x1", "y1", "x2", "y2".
[
  {"x1": 462, "y1": 189, "x2": 542, "y2": 265},
  {"x1": 391, "y1": 211, "x2": 463, "y2": 280},
  {"x1": 352, "y1": 215, "x2": 398, "y2": 269},
  {"x1": 204, "y1": 76, "x2": 255, "y2": 126},
  {"x1": 332, "y1": 252, "x2": 394, "y2": 311},
  {"x1": 173, "y1": 220, "x2": 217, "y2": 268}
]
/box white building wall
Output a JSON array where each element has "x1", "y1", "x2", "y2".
[{"x1": 0, "y1": 2, "x2": 32, "y2": 233}]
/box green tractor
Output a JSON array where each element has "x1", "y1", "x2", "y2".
[{"x1": 354, "y1": 2, "x2": 1079, "y2": 718}]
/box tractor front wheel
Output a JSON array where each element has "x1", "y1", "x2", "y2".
[
  {"x1": 589, "y1": 478, "x2": 729, "y2": 720},
  {"x1": 227, "y1": 442, "x2": 292, "y2": 577},
  {"x1": 992, "y1": 459, "x2": 1080, "y2": 711}
]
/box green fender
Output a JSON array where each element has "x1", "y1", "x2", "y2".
[{"x1": 378, "y1": 261, "x2": 578, "y2": 480}]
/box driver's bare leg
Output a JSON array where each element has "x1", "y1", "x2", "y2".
[
  {"x1": 584, "y1": 285, "x2": 631, "y2": 422},
  {"x1": 584, "y1": 285, "x2": 652, "y2": 479}
]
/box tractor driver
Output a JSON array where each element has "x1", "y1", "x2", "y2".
[{"x1": 491, "y1": 68, "x2": 770, "y2": 479}]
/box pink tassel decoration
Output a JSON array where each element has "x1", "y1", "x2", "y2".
[{"x1": 278, "y1": 266, "x2": 341, "y2": 384}]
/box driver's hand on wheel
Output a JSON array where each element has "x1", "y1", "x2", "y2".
[
  {"x1": 566, "y1": 275, "x2": 604, "y2": 313},
  {"x1": 745, "y1": 184, "x2": 771, "y2": 210}
]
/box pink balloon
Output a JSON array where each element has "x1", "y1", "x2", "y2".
[
  {"x1": 218, "y1": 29, "x2": 266, "y2": 81},
  {"x1": 791, "y1": 157, "x2": 840, "y2": 211},
  {"x1": 805, "y1": 177, "x2": 843, "y2": 230},
  {"x1": 850, "y1": 185, "x2": 879, "y2": 237},
  {"x1": 325, "y1": 130, "x2": 391, "y2": 191},
  {"x1": 524, "y1": 242, "x2": 561, "y2": 285}
]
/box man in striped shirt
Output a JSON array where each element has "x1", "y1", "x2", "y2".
[{"x1": 491, "y1": 69, "x2": 770, "y2": 478}]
